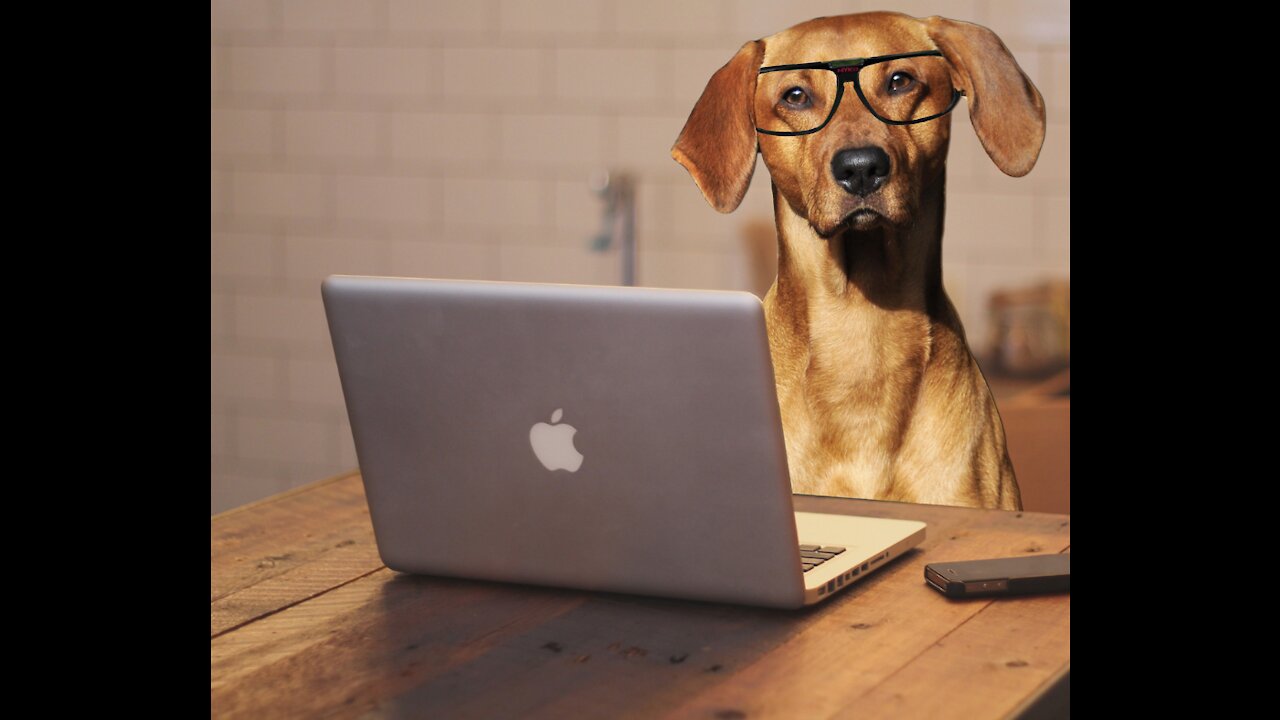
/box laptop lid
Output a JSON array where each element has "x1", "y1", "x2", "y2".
[{"x1": 323, "y1": 276, "x2": 806, "y2": 608}]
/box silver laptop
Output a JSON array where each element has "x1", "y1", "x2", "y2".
[{"x1": 322, "y1": 276, "x2": 925, "y2": 609}]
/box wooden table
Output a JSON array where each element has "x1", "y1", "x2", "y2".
[{"x1": 211, "y1": 472, "x2": 1070, "y2": 719}]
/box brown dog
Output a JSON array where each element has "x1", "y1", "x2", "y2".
[{"x1": 672, "y1": 12, "x2": 1044, "y2": 510}]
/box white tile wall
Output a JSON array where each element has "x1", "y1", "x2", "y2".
[
  {"x1": 336, "y1": 48, "x2": 438, "y2": 96},
  {"x1": 443, "y1": 178, "x2": 547, "y2": 228},
  {"x1": 281, "y1": 0, "x2": 382, "y2": 33},
  {"x1": 232, "y1": 293, "x2": 331, "y2": 346},
  {"x1": 284, "y1": 110, "x2": 380, "y2": 159},
  {"x1": 286, "y1": 355, "x2": 346, "y2": 408},
  {"x1": 390, "y1": 113, "x2": 498, "y2": 164},
  {"x1": 499, "y1": 0, "x2": 607, "y2": 36},
  {"x1": 1049, "y1": 49, "x2": 1070, "y2": 119},
  {"x1": 334, "y1": 175, "x2": 440, "y2": 225},
  {"x1": 728, "y1": 0, "x2": 861, "y2": 40},
  {"x1": 228, "y1": 47, "x2": 329, "y2": 95},
  {"x1": 236, "y1": 414, "x2": 336, "y2": 465},
  {"x1": 441, "y1": 48, "x2": 548, "y2": 99},
  {"x1": 946, "y1": 191, "x2": 1038, "y2": 264},
  {"x1": 614, "y1": 0, "x2": 733, "y2": 39},
  {"x1": 231, "y1": 171, "x2": 332, "y2": 219},
  {"x1": 283, "y1": 234, "x2": 388, "y2": 290},
  {"x1": 502, "y1": 113, "x2": 610, "y2": 170},
  {"x1": 211, "y1": 232, "x2": 279, "y2": 284},
  {"x1": 211, "y1": 108, "x2": 274, "y2": 156},
  {"x1": 389, "y1": 238, "x2": 498, "y2": 280},
  {"x1": 390, "y1": 0, "x2": 494, "y2": 34},
  {"x1": 985, "y1": 0, "x2": 1071, "y2": 45},
  {"x1": 211, "y1": 0, "x2": 1070, "y2": 513},
  {"x1": 497, "y1": 242, "x2": 622, "y2": 284},
  {"x1": 1038, "y1": 195, "x2": 1071, "y2": 265},
  {"x1": 211, "y1": 0, "x2": 274, "y2": 33},
  {"x1": 211, "y1": 350, "x2": 282, "y2": 402},
  {"x1": 555, "y1": 49, "x2": 662, "y2": 102}
]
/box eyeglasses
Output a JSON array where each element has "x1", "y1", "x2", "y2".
[{"x1": 755, "y1": 50, "x2": 964, "y2": 136}]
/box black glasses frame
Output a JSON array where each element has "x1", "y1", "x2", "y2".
[{"x1": 756, "y1": 50, "x2": 964, "y2": 136}]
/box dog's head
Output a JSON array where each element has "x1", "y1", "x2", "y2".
[{"x1": 672, "y1": 12, "x2": 1045, "y2": 236}]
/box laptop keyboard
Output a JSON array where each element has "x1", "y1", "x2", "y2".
[{"x1": 799, "y1": 544, "x2": 845, "y2": 572}]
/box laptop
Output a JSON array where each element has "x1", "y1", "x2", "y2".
[{"x1": 322, "y1": 276, "x2": 925, "y2": 609}]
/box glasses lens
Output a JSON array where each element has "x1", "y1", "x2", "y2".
[
  {"x1": 858, "y1": 55, "x2": 955, "y2": 123},
  {"x1": 756, "y1": 69, "x2": 839, "y2": 134}
]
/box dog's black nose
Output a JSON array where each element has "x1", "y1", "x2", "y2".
[{"x1": 831, "y1": 147, "x2": 891, "y2": 196}]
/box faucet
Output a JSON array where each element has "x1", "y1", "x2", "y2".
[{"x1": 588, "y1": 170, "x2": 636, "y2": 286}]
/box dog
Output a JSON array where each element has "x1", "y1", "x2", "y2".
[{"x1": 671, "y1": 12, "x2": 1044, "y2": 510}]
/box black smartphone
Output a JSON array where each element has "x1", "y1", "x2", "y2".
[{"x1": 924, "y1": 553, "x2": 1070, "y2": 598}]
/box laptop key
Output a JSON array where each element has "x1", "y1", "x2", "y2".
[{"x1": 801, "y1": 544, "x2": 842, "y2": 573}]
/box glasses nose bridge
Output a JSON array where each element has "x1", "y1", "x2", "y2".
[
  {"x1": 832, "y1": 65, "x2": 861, "y2": 84},
  {"x1": 829, "y1": 70, "x2": 874, "y2": 125}
]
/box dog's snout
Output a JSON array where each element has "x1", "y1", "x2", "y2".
[{"x1": 831, "y1": 147, "x2": 891, "y2": 197}]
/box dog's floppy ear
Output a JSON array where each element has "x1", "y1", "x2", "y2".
[
  {"x1": 671, "y1": 40, "x2": 764, "y2": 213},
  {"x1": 922, "y1": 17, "x2": 1045, "y2": 177}
]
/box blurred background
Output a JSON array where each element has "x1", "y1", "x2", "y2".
[{"x1": 211, "y1": 0, "x2": 1069, "y2": 514}]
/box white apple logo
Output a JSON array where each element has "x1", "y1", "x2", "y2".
[{"x1": 529, "y1": 408, "x2": 584, "y2": 472}]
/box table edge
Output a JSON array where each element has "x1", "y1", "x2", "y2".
[{"x1": 211, "y1": 468, "x2": 361, "y2": 522}]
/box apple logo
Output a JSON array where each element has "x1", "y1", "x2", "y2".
[{"x1": 529, "y1": 408, "x2": 584, "y2": 472}]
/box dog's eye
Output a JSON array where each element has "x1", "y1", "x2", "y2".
[
  {"x1": 888, "y1": 72, "x2": 915, "y2": 93},
  {"x1": 782, "y1": 87, "x2": 810, "y2": 108}
]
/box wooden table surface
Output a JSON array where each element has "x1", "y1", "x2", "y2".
[{"x1": 211, "y1": 472, "x2": 1070, "y2": 719}]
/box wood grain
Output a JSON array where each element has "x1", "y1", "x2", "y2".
[
  {"x1": 660, "y1": 498, "x2": 1069, "y2": 719},
  {"x1": 836, "y1": 593, "x2": 1070, "y2": 719},
  {"x1": 210, "y1": 474, "x2": 1070, "y2": 719},
  {"x1": 212, "y1": 570, "x2": 587, "y2": 718},
  {"x1": 210, "y1": 471, "x2": 377, "y2": 635}
]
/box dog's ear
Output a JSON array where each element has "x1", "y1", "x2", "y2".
[
  {"x1": 671, "y1": 40, "x2": 764, "y2": 213},
  {"x1": 922, "y1": 17, "x2": 1045, "y2": 177}
]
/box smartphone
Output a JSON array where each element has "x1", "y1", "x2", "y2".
[{"x1": 924, "y1": 553, "x2": 1070, "y2": 598}]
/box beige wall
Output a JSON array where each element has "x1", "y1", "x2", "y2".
[{"x1": 211, "y1": 0, "x2": 1070, "y2": 513}]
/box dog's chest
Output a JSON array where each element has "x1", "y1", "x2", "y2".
[{"x1": 802, "y1": 300, "x2": 931, "y2": 405}]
